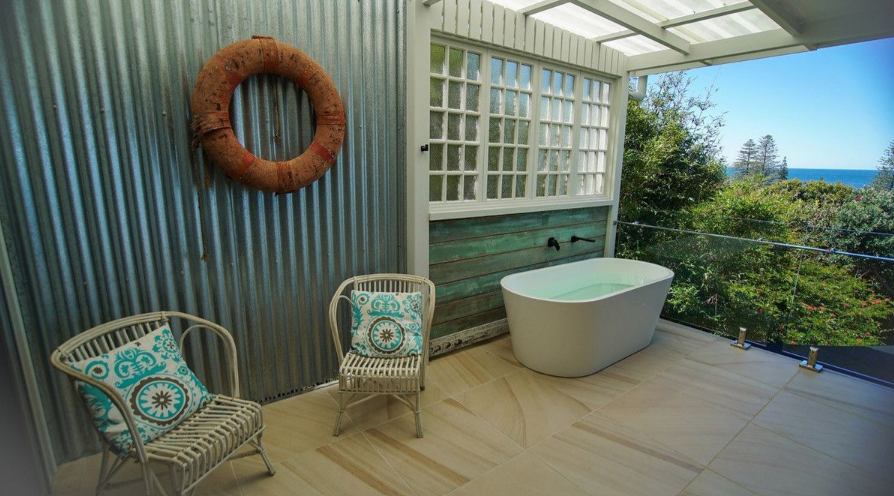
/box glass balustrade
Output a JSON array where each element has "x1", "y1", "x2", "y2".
[{"x1": 616, "y1": 218, "x2": 894, "y2": 384}]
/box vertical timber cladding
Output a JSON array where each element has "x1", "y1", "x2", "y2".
[{"x1": 429, "y1": 207, "x2": 609, "y2": 339}]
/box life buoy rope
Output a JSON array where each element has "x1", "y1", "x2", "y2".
[{"x1": 191, "y1": 36, "x2": 346, "y2": 193}]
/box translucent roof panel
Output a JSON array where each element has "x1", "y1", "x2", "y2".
[
  {"x1": 670, "y1": 10, "x2": 781, "y2": 43},
  {"x1": 531, "y1": 3, "x2": 627, "y2": 39},
  {"x1": 487, "y1": 0, "x2": 545, "y2": 11},
  {"x1": 608, "y1": 0, "x2": 746, "y2": 24},
  {"x1": 605, "y1": 35, "x2": 671, "y2": 56}
]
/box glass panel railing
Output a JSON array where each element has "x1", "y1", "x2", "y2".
[{"x1": 616, "y1": 220, "x2": 894, "y2": 384}]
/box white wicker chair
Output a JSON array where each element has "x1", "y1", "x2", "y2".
[
  {"x1": 50, "y1": 311, "x2": 275, "y2": 496},
  {"x1": 329, "y1": 274, "x2": 436, "y2": 438}
]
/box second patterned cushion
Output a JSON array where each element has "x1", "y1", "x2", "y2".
[{"x1": 350, "y1": 291, "x2": 423, "y2": 358}]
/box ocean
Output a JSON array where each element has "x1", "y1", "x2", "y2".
[{"x1": 726, "y1": 168, "x2": 879, "y2": 188}]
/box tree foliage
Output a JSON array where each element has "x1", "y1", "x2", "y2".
[
  {"x1": 756, "y1": 134, "x2": 780, "y2": 176},
  {"x1": 733, "y1": 139, "x2": 758, "y2": 175},
  {"x1": 665, "y1": 180, "x2": 894, "y2": 345},
  {"x1": 618, "y1": 75, "x2": 894, "y2": 347},
  {"x1": 872, "y1": 139, "x2": 894, "y2": 191},
  {"x1": 733, "y1": 135, "x2": 785, "y2": 181},
  {"x1": 619, "y1": 72, "x2": 725, "y2": 226}
]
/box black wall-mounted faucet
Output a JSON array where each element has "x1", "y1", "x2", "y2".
[
  {"x1": 547, "y1": 237, "x2": 560, "y2": 251},
  {"x1": 571, "y1": 235, "x2": 596, "y2": 243}
]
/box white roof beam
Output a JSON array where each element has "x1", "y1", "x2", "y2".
[
  {"x1": 629, "y1": 8, "x2": 894, "y2": 74},
  {"x1": 590, "y1": 3, "x2": 756, "y2": 43},
  {"x1": 749, "y1": 0, "x2": 803, "y2": 36},
  {"x1": 662, "y1": 2, "x2": 756, "y2": 29},
  {"x1": 520, "y1": 0, "x2": 568, "y2": 16},
  {"x1": 629, "y1": 29, "x2": 801, "y2": 73},
  {"x1": 569, "y1": 0, "x2": 691, "y2": 54},
  {"x1": 591, "y1": 30, "x2": 635, "y2": 43}
]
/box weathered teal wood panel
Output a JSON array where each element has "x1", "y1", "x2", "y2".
[
  {"x1": 435, "y1": 251, "x2": 604, "y2": 304},
  {"x1": 433, "y1": 290, "x2": 503, "y2": 325},
  {"x1": 429, "y1": 206, "x2": 609, "y2": 341},
  {"x1": 430, "y1": 222, "x2": 606, "y2": 264},
  {"x1": 430, "y1": 241, "x2": 603, "y2": 285},
  {"x1": 430, "y1": 208, "x2": 601, "y2": 243},
  {"x1": 432, "y1": 307, "x2": 507, "y2": 339}
]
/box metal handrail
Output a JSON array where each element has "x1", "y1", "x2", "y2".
[
  {"x1": 629, "y1": 208, "x2": 894, "y2": 237},
  {"x1": 615, "y1": 220, "x2": 894, "y2": 263}
]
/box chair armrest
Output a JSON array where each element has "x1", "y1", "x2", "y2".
[
  {"x1": 329, "y1": 294, "x2": 353, "y2": 363},
  {"x1": 167, "y1": 312, "x2": 241, "y2": 398}
]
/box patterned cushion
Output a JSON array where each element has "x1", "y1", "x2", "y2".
[
  {"x1": 350, "y1": 291, "x2": 423, "y2": 358},
  {"x1": 69, "y1": 325, "x2": 212, "y2": 454}
]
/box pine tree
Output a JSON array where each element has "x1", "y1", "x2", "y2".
[
  {"x1": 757, "y1": 135, "x2": 780, "y2": 177},
  {"x1": 733, "y1": 139, "x2": 758, "y2": 175},
  {"x1": 779, "y1": 156, "x2": 789, "y2": 181},
  {"x1": 871, "y1": 140, "x2": 894, "y2": 191}
]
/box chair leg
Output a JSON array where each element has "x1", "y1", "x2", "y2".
[
  {"x1": 141, "y1": 464, "x2": 171, "y2": 496},
  {"x1": 143, "y1": 464, "x2": 153, "y2": 496},
  {"x1": 333, "y1": 391, "x2": 346, "y2": 437},
  {"x1": 414, "y1": 391, "x2": 423, "y2": 438},
  {"x1": 94, "y1": 444, "x2": 110, "y2": 496},
  {"x1": 249, "y1": 436, "x2": 276, "y2": 476}
]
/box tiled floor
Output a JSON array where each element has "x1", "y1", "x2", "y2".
[{"x1": 53, "y1": 323, "x2": 894, "y2": 496}]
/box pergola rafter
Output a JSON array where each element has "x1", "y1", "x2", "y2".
[
  {"x1": 586, "y1": 2, "x2": 757, "y2": 44},
  {"x1": 521, "y1": 0, "x2": 692, "y2": 54},
  {"x1": 629, "y1": 6, "x2": 894, "y2": 74}
]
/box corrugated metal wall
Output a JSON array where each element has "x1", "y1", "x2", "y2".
[{"x1": 0, "y1": 0, "x2": 406, "y2": 465}]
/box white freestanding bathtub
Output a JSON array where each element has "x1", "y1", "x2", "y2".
[{"x1": 501, "y1": 258, "x2": 674, "y2": 377}]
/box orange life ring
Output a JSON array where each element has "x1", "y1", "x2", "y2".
[{"x1": 190, "y1": 36, "x2": 346, "y2": 193}]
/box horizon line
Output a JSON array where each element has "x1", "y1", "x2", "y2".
[{"x1": 724, "y1": 166, "x2": 879, "y2": 171}]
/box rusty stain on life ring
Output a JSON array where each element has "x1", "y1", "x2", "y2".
[{"x1": 190, "y1": 36, "x2": 346, "y2": 193}]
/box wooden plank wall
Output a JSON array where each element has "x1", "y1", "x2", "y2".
[
  {"x1": 429, "y1": 206, "x2": 609, "y2": 338},
  {"x1": 430, "y1": 0, "x2": 627, "y2": 76}
]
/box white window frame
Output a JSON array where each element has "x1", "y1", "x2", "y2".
[{"x1": 429, "y1": 36, "x2": 621, "y2": 221}]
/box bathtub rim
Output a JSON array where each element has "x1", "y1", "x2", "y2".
[{"x1": 500, "y1": 257, "x2": 674, "y2": 304}]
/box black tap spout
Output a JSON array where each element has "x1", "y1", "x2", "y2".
[
  {"x1": 547, "y1": 237, "x2": 561, "y2": 251},
  {"x1": 571, "y1": 235, "x2": 596, "y2": 243}
]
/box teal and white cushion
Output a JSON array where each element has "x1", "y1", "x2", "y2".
[
  {"x1": 350, "y1": 291, "x2": 423, "y2": 358},
  {"x1": 69, "y1": 325, "x2": 212, "y2": 454}
]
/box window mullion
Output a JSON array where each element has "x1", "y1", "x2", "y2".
[
  {"x1": 478, "y1": 48, "x2": 492, "y2": 204},
  {"x1": 527, "y1": 63, "x2": 542, "y2": 200},
  {"x1": 569, "y1": 69, "x2": 583, "y2": 199}
]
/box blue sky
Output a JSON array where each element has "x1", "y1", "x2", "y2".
[{"x1": 666, "y1": 38, "x2": 894, "y2": 170}]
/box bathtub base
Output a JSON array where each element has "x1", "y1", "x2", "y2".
[{"x1": 501, "y1": 258, "x2": 674, "y2": 378}]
